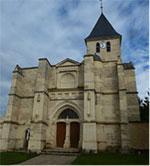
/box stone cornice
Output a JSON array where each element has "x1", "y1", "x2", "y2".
[
  {"x1": 83, "y1": 121, "x2": 128, "y2": 125},
  {"x1": 8, "y1": 93, "x2": 21, "y2": 98},
  {"x1": 56, "y1": 64, "x2": 81, "y2": 68},
  {"x1": 127, "y1": 91, "x2": 138, "y2": 94},
  {"x1": 21, "y1": 67, "x2": 38, "y2": 70},
  {"x1": 96, "y1": 91, "x2": 118, "y2": 95},
  {"x1": 129, "y1": 121, "x2": 142, "y2": 123},
  {"x1": 2, "y1": 120, "x2": 20, "y2": 125},
  {"x1": 102, "y1": 60, "x2": 118, "y2": 63},
  {"x1": 59, "y1": 70, "x2": 77, "y2": 73},
  {"x1": 8, "y1": 94, "x2": 34, "y2": 99},
  {"x1": 31, "y1": 120, "x2": 48, "y2": 126},
  {"x1": 48, "y1": 88, "x2": 84, "y2": 92},
  {"x1": 96, "y1": 91, "x2": 138, "y2": 95},
  {"x1": 50, "y1": 98, "x2": 83, "y2": 101},
  {"x1": 22, "y1": 96, "x2": 34, "y2": 99},
  {"x1": 84, "y1": 54, "x2": 94, "y2": 58},
  {"x1": 9, "y1": 91, "x2": 50, "y2": 99},
  {"x1": 96, "y1": 121, "x2": 128, "y2": 125},
  {"x1": 118, "y1": 88, "x2": 127, "y2": 91},
  {"x1": 8, "y1": 91, "x2": 138, "y2": 99},
  {"x1": 84, "y1": 55, "x2": 118, "y2": 63},
  {"x1": 84, "y1": 89, "x2": 96, "y2": 92}
]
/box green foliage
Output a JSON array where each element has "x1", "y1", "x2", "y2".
[
  {"x1": 139, "y1": 91, "x2": 149, "y2": 122},
  {"x1": 0, "y1": 152, "x2": 37, "y2": 165},
  {"x1": 72, "y1": 152, "x2": 149, "y2": 165}
]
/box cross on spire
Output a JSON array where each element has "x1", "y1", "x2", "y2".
[{"x1": 99, "y1": 0, "x2": 103, "y2": 14}]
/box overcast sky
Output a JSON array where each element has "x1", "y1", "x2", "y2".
[{"x1": 0, "y1": 0, "x2": 149, "y2": 117}]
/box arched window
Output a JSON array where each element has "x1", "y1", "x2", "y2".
[
  {"x1": 58, "y1": 109, "x2": 79, "y2": 119},
  {"x1": 106, "y1": 42, "x2": 111, "y2": 52},
  {"x1": 96, "y1": 42, "x2": 100, "y2": 53}
]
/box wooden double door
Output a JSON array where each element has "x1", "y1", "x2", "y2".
[
  {"x1": 56, "y1": 122, "x2": 80, "y2": 148},
  {"x1": 56, "y1": 122, "x2": 66, "y2": 147}
]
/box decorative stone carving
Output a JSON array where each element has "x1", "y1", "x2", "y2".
[{"x1": 60, "y1": 73, "x2": 75, "y2": 88}]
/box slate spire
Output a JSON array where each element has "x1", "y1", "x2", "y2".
[{"x1": 85, "y1": 13, "x2": 121, "y2": 42}]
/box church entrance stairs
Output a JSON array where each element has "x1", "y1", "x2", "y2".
[{"x1": 42, "y1": 148, "x2": 80, "y2": 156}]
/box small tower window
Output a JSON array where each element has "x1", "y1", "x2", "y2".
[
  {"x1": 106, "y1": 42, "x2": 111, "y2": 52},
  {"x1": 96, "y1": 42, "x2": 100, "y2": 53}
]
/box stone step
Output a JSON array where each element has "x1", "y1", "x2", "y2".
[
  {"x1": 41, "y1": 151, "x2": 79, "y2": 156},
  {"x1": 42, "y1": 148, "x2": 80, "y2": 156}
]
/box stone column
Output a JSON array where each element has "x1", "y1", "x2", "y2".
[
  {"x1": 63, "y1": 121, "x2": 70, "y2": 148},
  {"x1": 117, "y1": 64, "x2": 129, "y2": 152}
]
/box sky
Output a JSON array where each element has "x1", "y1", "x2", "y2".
[{"x1": 0, "y1": 0, "x2": 149, "y2": 117}]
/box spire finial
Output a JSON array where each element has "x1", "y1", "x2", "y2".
[{"x1": 99, "y1": 0, "x2": 103, "y2": 14}]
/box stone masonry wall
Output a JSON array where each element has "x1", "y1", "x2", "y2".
[
  {"x1": 97, "y1": 124, "x2": 121, "y2": 150},
  {"x1": 125, "y1": 69, "x2": 140, "y2": 121},
  {"x1": 129, "y1": 123, "x2": 149, "y2": 150},
  {"x1": 21, "y1": 68, "x2": 38, "y2": 96}
]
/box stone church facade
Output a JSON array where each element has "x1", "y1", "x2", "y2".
[{"x1": 0, "y1": 13, "x2": 140, "y2": 152}]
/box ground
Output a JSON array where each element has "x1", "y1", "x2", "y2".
[{"x1": 0, "y1": 151, "x2": 149, "y2": 165}]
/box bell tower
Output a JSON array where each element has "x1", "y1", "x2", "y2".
[
  {"x1": 85, "y1": 12, "x2": 122, "y2": 62},
  {"x1": 82, "y1": 2, "x2": 123, "y2": 152}
]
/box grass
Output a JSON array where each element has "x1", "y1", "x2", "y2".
[
  {"x1": 0, "y1": 151, "x2": 38, "y2": 165},
  {"x1": 72, "y1": 152, "x2": 149, "y2": 165},
  {"x1": 0, "y1": 151, "x2": 148, "y2": 165}
]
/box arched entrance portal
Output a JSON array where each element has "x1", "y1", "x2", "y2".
[{"x1": 56, "y1": 109, "x2": 80, "y2": 148}]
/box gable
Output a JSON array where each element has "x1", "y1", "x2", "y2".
[{"x1": 56, "y1": 58, "x2": 80, "y2": 67}]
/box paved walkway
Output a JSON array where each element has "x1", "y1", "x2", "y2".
[{"x1": 20, "y1": 154, "x2": 77, "y2": 165}]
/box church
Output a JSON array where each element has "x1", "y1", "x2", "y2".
[{"x1": 0, "y1": 10, "x2": 140, "y2": 153}]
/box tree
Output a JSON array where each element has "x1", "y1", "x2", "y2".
[{"x1": 139, "y1": 91, "x2": 149, "y2": 122}]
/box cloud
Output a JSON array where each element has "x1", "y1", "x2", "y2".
[{"x1": 0, "y1": 0, "x2": 149, "y2": 116}]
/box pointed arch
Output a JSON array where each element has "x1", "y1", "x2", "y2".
[{"x1": 50, "y1": 101, "x2": 82, "y2": 121}]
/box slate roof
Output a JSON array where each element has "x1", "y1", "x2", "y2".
[
  {"x1": 123, "y1": 62, "x2": 135, "y2": 70},
  {"x1": 85, "y1": 13, "x2": 121, "y2": 41},
  {"x1": 93, "y1": 53, "x2": 102, "y2": 61}
]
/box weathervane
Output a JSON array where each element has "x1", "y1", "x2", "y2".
[{"x1": 99, "y1": 0, "x2": 103, "y2": 14}]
